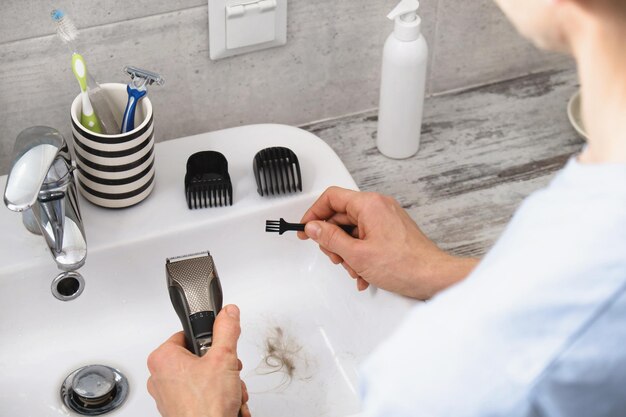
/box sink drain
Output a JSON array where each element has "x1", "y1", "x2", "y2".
[
  {"x1": 51, "y1": 271, "x2": 84, "y2": 301},
  {"x1": 61, "y1": 365, "x2": 129, "y2": 415}
]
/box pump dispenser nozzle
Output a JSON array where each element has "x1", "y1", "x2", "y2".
[
  {"x1": 387, "y1": 0, "x2": 419, "y2": 22},
  {"x1": 387, "y1": 0, "x2": 421, "y2": 42}
]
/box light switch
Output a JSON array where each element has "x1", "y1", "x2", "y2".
[
  {"x1": 209, "y1": 0, "x2": 287, "y2": 60},
  {"x1": 226, "y1": 0, "x2": 276, "y2": 49}
]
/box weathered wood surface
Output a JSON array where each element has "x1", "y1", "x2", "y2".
[{"x1": 302, "y1": 68, "x2": 582, "y2": 257}]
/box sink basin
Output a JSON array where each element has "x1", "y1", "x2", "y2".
[{"x1": 0, "y1": 124, "x2": 416, "y2": 417}]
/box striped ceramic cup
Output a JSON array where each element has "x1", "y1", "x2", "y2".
[{"x1": 70, "y1": 83, "x2": 155, "y2": 208}]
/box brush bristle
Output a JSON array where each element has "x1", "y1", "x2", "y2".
[
  {"x1": 51, "y1": 9, "x2": 78, "y2": 44},
  {"x1": 265, "y1": 220, "x2": 281, "y2": 233}
]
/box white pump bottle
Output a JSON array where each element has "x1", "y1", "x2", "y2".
[{"x1": 377, "y1": 0, "x2": 428, "y2": 159}]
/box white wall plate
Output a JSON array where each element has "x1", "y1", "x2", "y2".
[{"x1": 209, "y1": 0, "x2": 287, "y2": 60}]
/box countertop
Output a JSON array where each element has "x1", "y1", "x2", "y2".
[{"x1": 302, "y1": 68, "x2": 582, "y2": 258}]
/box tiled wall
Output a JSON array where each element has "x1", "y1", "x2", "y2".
[{"x1": 0, "y1": 0, "x2": 571, "y2": 175}]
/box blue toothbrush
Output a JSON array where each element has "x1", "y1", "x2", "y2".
[{"x1": 121, "y1": 66, "x2": 165, "y2": 133}]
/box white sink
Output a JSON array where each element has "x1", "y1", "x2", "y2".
[{"x1": 0, "y1": 124, "x2": 415, "y2": 417}]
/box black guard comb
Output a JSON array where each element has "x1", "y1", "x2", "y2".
[
  {"x1": 253, "y1": 147, "x2": 302, "y2": 196},
  {"x1": 185, "y1": 151, "x2": 233, "y2": 209}
]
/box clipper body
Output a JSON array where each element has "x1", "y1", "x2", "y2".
[{"x1": 166, "y1": 251, "x2": 223, "y2": 356}]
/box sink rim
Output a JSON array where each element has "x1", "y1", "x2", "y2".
[
  {"x1": 0, "y1": 124, "x2": 416, "y2": 417},
  {"x1": 0, "y1": 123, "x2": 358, "y2": 275}
]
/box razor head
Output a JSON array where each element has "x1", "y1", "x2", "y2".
[
  {"x1": 253, "y1": 147, "x2": 302, "y2": 196},
  {"x1": 166, "y1": 251, "x2": 223, "y2": 356},
  {"x1": 123, "y1": 66, "x2": 165, "y2": 86}
]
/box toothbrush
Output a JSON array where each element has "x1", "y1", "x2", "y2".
[
  {"x1": 51, "y1": 9, "x2": 120, "y2": 134},
  {"x1": 72, "y1": 53, "x2": 102, "y2": 133}
]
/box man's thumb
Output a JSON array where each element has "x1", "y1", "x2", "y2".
[
  {"x1": 211, "y1": 304, "x2": 241, "y2": 351},
  {"x1": 305, "y1": 221, "x2": 355, "y2": 257}
]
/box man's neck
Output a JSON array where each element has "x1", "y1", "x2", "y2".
[{"x1": 572, "y1": 17, "x2": 626, "y2": 164}]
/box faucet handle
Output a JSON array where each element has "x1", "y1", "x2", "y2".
[
  {"x1": 4, "y1": 127, "x2": 70, "y2": 212},
  {"x1": 3, "y1": 126, "x2": 86, "y2": 271}
]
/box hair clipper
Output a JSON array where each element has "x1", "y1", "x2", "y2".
[{"x1": 165, "y1": 251, "x2": 223, "y2": 356}]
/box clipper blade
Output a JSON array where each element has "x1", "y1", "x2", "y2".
[{"x1": 166, "y1": 251, "x2": 210, "y2": 265}]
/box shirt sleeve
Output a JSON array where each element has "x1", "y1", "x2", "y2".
[{"x1": 359, "y1": 168, "x2": 626, "y2": 417}]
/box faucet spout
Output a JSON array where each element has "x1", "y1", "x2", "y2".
[{"x1": 4, "y1": 126, "x2": 87, "y2": 271}]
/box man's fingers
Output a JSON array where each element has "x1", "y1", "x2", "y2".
[
  {"x1": 327, "y1": 212, "x2": 353, "y2": 227},
  {"x1": 305, "y1": 221, "x2": 363, "y2": 262},
  {"x1": 298, "y1": 187, "x2": 362, "y2": 240},
  {"x1": 298, "y1": 216, "x2": 358, "y2": 241},
  {"x1": 241, "y1": 380, "x2": 249, "y2": 403},
  {"x1": 320, "y1": 246, "x2": 343, "y2": 264},
  {"x1": 342, "y1": 262, "x2": 359, "y2": 279},
  {"x1": 147, "y1": 331, "x2": 194, "y2": 374},
  {"x1": 210, "y1": 304, "x2": 241, "y2": 354},
  {"x1": 300, "y1": 187, "x2": 359, "y2": 224},
  {"x1": 161, "y1": 331, "x2": 194, "y2": 356},
  {"x1": 146, "y1": 376, "x2": 156, "y2": 398},
  {"x1": 357, "y1": 277, "x2": 370, "y2": 291},
  {"x1": 164, "y1": 331, "x2": 186, "y2": 347},
  {"x1": 328, "y1": 214, "x2": 360, "y2": 237}
]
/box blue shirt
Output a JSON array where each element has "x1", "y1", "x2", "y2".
[{"x1": 360, "y1": 157, "x2": 626, "y2": 417}]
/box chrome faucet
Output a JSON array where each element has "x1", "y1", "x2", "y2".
[{"x1": 3, "y1": 126, "x2": 87, "y2": 271}]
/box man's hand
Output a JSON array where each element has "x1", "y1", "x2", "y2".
[
  {"x1": 147, "y1": 305, "x2": 251, "y2": 417},
  {"x1": 299, "y1": 187, "x2": 478, "y2": 300}
]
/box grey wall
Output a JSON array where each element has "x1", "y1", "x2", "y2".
[{"x1": 0, "y1": 0, "x2": 571, "y2": 175}]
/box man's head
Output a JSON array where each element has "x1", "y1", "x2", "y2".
[{"x1": 494, "y1": 0, "x2": 626, "y2": 53}]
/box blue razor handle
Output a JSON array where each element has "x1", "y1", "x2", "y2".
[{"x1": 120, "y1": 85, "x2": 147, "y2": 133}]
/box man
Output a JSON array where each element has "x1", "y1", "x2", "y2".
[{"x1": 146, "y1": 1, "x2": 626, "y2": 415}]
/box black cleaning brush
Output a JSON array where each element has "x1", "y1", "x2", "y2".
[{"x1": 266, "y1": 218, "x2": 355, "y2": 235}]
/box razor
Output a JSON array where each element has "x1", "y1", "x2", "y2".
[
  {"x1": 166, "y1": 251, "x2": 223, "y2": 356},
  {"x1": 120, "y1": 66, "x2": 165, "y2": 133}
]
